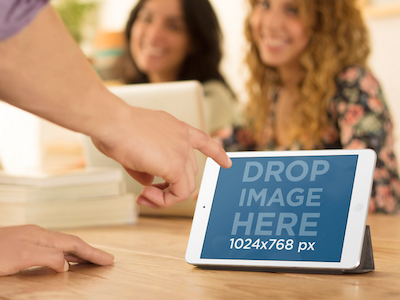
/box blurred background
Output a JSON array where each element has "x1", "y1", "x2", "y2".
[{"x1": 0, "y1": 0, "x2": 400, "y2": 172}]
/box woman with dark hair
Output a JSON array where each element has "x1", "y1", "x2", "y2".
[{"x1": 116, "y1": 0, "x2": 235, "y2": 136}]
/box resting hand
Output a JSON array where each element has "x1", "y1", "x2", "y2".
[
  {"x1": 92, "y1": 106, "x2": 232, "y2": 208},
  {"x1": 0, "y1": 225, "x2": 114, "y2": 276}
]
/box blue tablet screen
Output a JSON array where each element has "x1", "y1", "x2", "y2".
[{"x1": 201, "y1": 155, "x2": 358, "y2": 262}]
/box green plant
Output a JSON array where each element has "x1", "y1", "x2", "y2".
[{"x1": 55, "y1": 0, "x2": 97, "y2": 44}]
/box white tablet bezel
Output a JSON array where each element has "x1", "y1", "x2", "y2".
[{"x1": 186, "y1": 149, "x2": 376, "y2": 271}]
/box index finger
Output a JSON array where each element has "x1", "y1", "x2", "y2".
[
  {"x1": 189, "y1": 127, "x2": 232, "y2": 169},
  {"x1": 40, "y1": 231, "x2": 114, "y2": 266}
]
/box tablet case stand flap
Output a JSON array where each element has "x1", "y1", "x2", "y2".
[
  {"x1": 343, "y1": 225, "x2": 374, "y2": 274},
  {"x1": 197, "y1": 226, "x2": 374, "y2": 274}
]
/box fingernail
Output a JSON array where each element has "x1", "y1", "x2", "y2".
[
  {"x1": 63, "y1": 260, "x2": 69, "y2": 272},
  {"x1": 227, "y1": 155, "x2": 232, "y2": 167}
]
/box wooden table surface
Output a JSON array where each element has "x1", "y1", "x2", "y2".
[{"x1": 1, "y1": 214, "x2": 400, "y2": 300}]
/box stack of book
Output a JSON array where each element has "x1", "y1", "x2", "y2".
[{"x1": 0, "y1": 167, "x2": 137, "y2": 229}]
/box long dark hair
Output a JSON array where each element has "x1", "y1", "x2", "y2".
[{"x1": 116, "y1": 0, "x2": 229, "y2": 86}]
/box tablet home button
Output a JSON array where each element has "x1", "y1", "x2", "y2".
[{"x1": 354, "y1": 203, "x2": 364, "y2": 212}]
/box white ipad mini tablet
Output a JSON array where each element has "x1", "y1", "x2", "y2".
[
  {"x1": 83, "y1": 80, "x2": 207, "y2": 217},
  {"x1": 186, "y1": 149, "x2": 377, "y2": 273}
]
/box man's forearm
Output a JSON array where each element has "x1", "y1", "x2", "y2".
[
  {"x1": 0, "y1": 4, "x2": 129, "y2": 140},
  {"x1": 0, "y1": 3, "x2": 232, "y2": 209}
]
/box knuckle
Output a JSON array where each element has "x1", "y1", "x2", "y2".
[
  {"x1": 69, "y1": 235, "x2": 84, "y2": 253},
  {"x1": 193, "y1": 129, "x2": 209, "y2": 145},
  {"x1": 51, "y1": 250, "x2": 66, "y2": 266},
  {"x1": 180, "y1": 189, "x2": 192, "y2": 203},
  {"x1": 19, "y1": 245, "x2": 33, "y2": 263},
  {"x1": 23, "y1": 224, "x2": 43, "y2": 231},
  {"x1": 190, "y1": 180, "x2": 196, "y2": 194}
]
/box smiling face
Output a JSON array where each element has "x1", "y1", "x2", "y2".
[
  {"x1": 250, "y1": 0, "x2": 310, "y2": 70},
  {"x1": 130, "y1": 0, "x2": 191, "y2": 82}
]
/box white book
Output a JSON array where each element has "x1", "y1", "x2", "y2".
[
  {"x1": 0, "y1": 193, "x2": 137, "y2": 229},
  {"x1": 0, "y1": 181, "x2": 126, "y2": 202},
  {"x1": 0, "y1": 167, "x2": 123, "y2": 188}
]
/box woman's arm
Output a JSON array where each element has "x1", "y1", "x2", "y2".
[{"x1": 334, "y1": 66, "x2": 400, "y2": 213}]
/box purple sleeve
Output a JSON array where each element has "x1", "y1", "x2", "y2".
[{"x1": 0, "y1": 0, "x2": 49, "y2": 41}]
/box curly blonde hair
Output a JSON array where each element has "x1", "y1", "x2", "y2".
[{"x1": 245, "y1": 0, "x2": 370, "y2": 148}]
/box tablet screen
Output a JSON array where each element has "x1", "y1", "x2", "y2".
[{"x1": 200, "y1": 155, "x2": 358, "y2": 263}]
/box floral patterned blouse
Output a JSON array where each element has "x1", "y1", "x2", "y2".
[{"x1": 223, "y1": 66, "x2": 400, "y2": 214}]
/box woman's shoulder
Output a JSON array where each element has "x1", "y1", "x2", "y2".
[
  {"x1": 330, "y1": 65, "x2": 391, "y2": 121},
  {"x1": 337, "y1": 65, "x2": 369, "y2": 81},
  {"x1": 202, "y1": 80, "x2": 236, "y2": 105},
  {"x1": 201, "y1": 80, "x2": 237, "y2": 133},
  {"x1": 336, "y1": 65, "x2": 381, "y2": 95},
  {"x1": 202, "y1": 80, "x2": 233, "y2": 97}
]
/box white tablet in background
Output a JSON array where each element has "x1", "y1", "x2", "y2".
[
  {"x1": 186, "y1": 149, "x2": 376, "y2": 273},
  {"x1": 83, "y1": 80, "x2": 207, "y2": 217}
]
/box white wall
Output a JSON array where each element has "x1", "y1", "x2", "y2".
[
  {"x1": 208, "y1": 0, "x2": 248, "y2": 103},
  {"x1": 97, "y1": 0, "x2": 138, "y2": 31},
  {"x1": 367, "y1": 15, "x2": 400, "y2": 160},
  {"x1": 371, "y1": 0, "x2": 400, "y2": 6}
]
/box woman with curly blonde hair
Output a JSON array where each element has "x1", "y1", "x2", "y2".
[{"x1": 223, "y1": 0, "x2": 400, "y2": 213}]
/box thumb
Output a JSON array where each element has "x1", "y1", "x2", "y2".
[{"x1": 15, "y1": 244, "x2": 68, "y2": 275}]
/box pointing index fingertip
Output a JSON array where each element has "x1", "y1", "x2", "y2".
[{"x1": 226, "y1": 155, "x2": 232, "y2": 168}]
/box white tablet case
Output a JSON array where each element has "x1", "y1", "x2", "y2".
[{"x1": 186, "y1": 150, "x2": 376, "y2": 274}]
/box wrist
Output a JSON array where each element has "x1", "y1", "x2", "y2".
[{"x1": 84, "y1": 89, "x2": 133, "y2": 146}]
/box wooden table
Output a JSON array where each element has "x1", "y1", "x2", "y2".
[{"x1": 1, "y1": 215, "x2": 400, "y2": 299}]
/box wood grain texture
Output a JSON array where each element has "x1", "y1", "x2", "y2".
[{"x1": 1, "y1": 215, "x2": 400, "y2": 300}]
